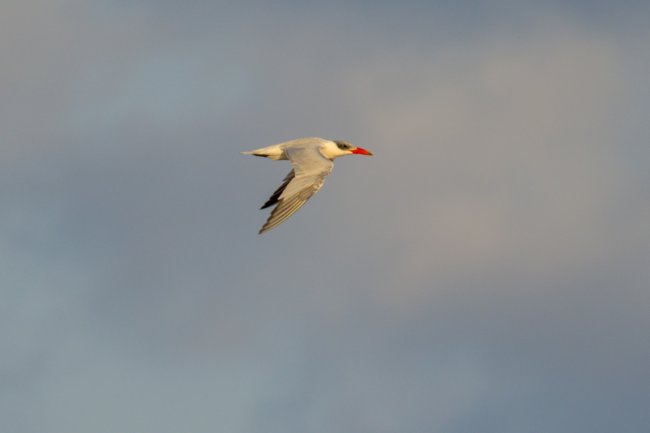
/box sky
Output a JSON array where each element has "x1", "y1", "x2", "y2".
[{"x1": 2, "y1": 1, "x2": 649, "y2": 432}]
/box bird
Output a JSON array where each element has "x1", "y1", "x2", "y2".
[{"x1": 242, "y1": 137, "x2": 373, "y2": 234}]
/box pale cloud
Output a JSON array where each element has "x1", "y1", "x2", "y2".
[
  {"x1": 310, "y1": 22, "x2": 638, "y2": 306},
  {"x1": 1, "y1": 1, "x2": 649, "y2": 432}
]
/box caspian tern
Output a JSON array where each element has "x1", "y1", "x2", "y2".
[{"x1": 242, "y1": 137, "x2": 373, "y2": 234}]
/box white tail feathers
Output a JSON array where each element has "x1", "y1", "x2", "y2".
[{"x1": 241, "y1": 145, "x2": 285, "y2": 160}]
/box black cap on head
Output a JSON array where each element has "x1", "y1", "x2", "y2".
[{"x1": 335, "y1": 140, "x2": 353, "y2": 150}]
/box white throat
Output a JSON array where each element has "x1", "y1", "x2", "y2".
[{"x1": 319, "y1": 140, "x2": 350, "y2": 160}]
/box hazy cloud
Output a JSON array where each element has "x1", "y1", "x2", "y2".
[{"x1": 2, "y1": 1, "x2": 649, "y2": 432}]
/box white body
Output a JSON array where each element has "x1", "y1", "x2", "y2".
[
  {"x1": 241, "y1": 137, "x2": 352, "y2": 161},
  {"x1": 242, "y1": 137, "x2": 372, "y2": 234}
]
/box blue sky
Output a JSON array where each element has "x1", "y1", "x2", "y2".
[{"x1": 2, "y1": 1, "x2": 649, "y2": 432}]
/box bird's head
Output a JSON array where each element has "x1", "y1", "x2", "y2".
[{"x1": 333, "y1": 140, "x2": 373, "y2": 158}]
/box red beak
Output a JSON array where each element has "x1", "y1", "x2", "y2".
[{"x1": 351, "y1": 147, "x2": 373, "y2": 156}]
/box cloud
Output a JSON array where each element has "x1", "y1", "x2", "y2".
[
  {"x1": 308, "y1": 22, "x2": 643, "y2": 301},
  {"x1": 1, "y1": 1, "x2": 649, "y2": 432}
]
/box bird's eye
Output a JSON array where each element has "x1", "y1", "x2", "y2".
[{"x1": 336, "y1": 142, "x2": 351, "y2": 150}]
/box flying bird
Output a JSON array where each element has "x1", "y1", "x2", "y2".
[{"x1": 242, "y1": 137, "x2": 373, "y2": 234}]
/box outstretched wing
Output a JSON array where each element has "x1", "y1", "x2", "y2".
[{"x1": 259, "y1": 144, "x2": 333, "y2": 234}]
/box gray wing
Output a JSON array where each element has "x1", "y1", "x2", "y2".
[{"x1": 259, "y1": 144, "x2": 333, "y2": 234}]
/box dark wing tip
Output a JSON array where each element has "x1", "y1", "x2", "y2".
[{"x1": 260, "y1": 170, "x2": 295, "y2": 209}]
